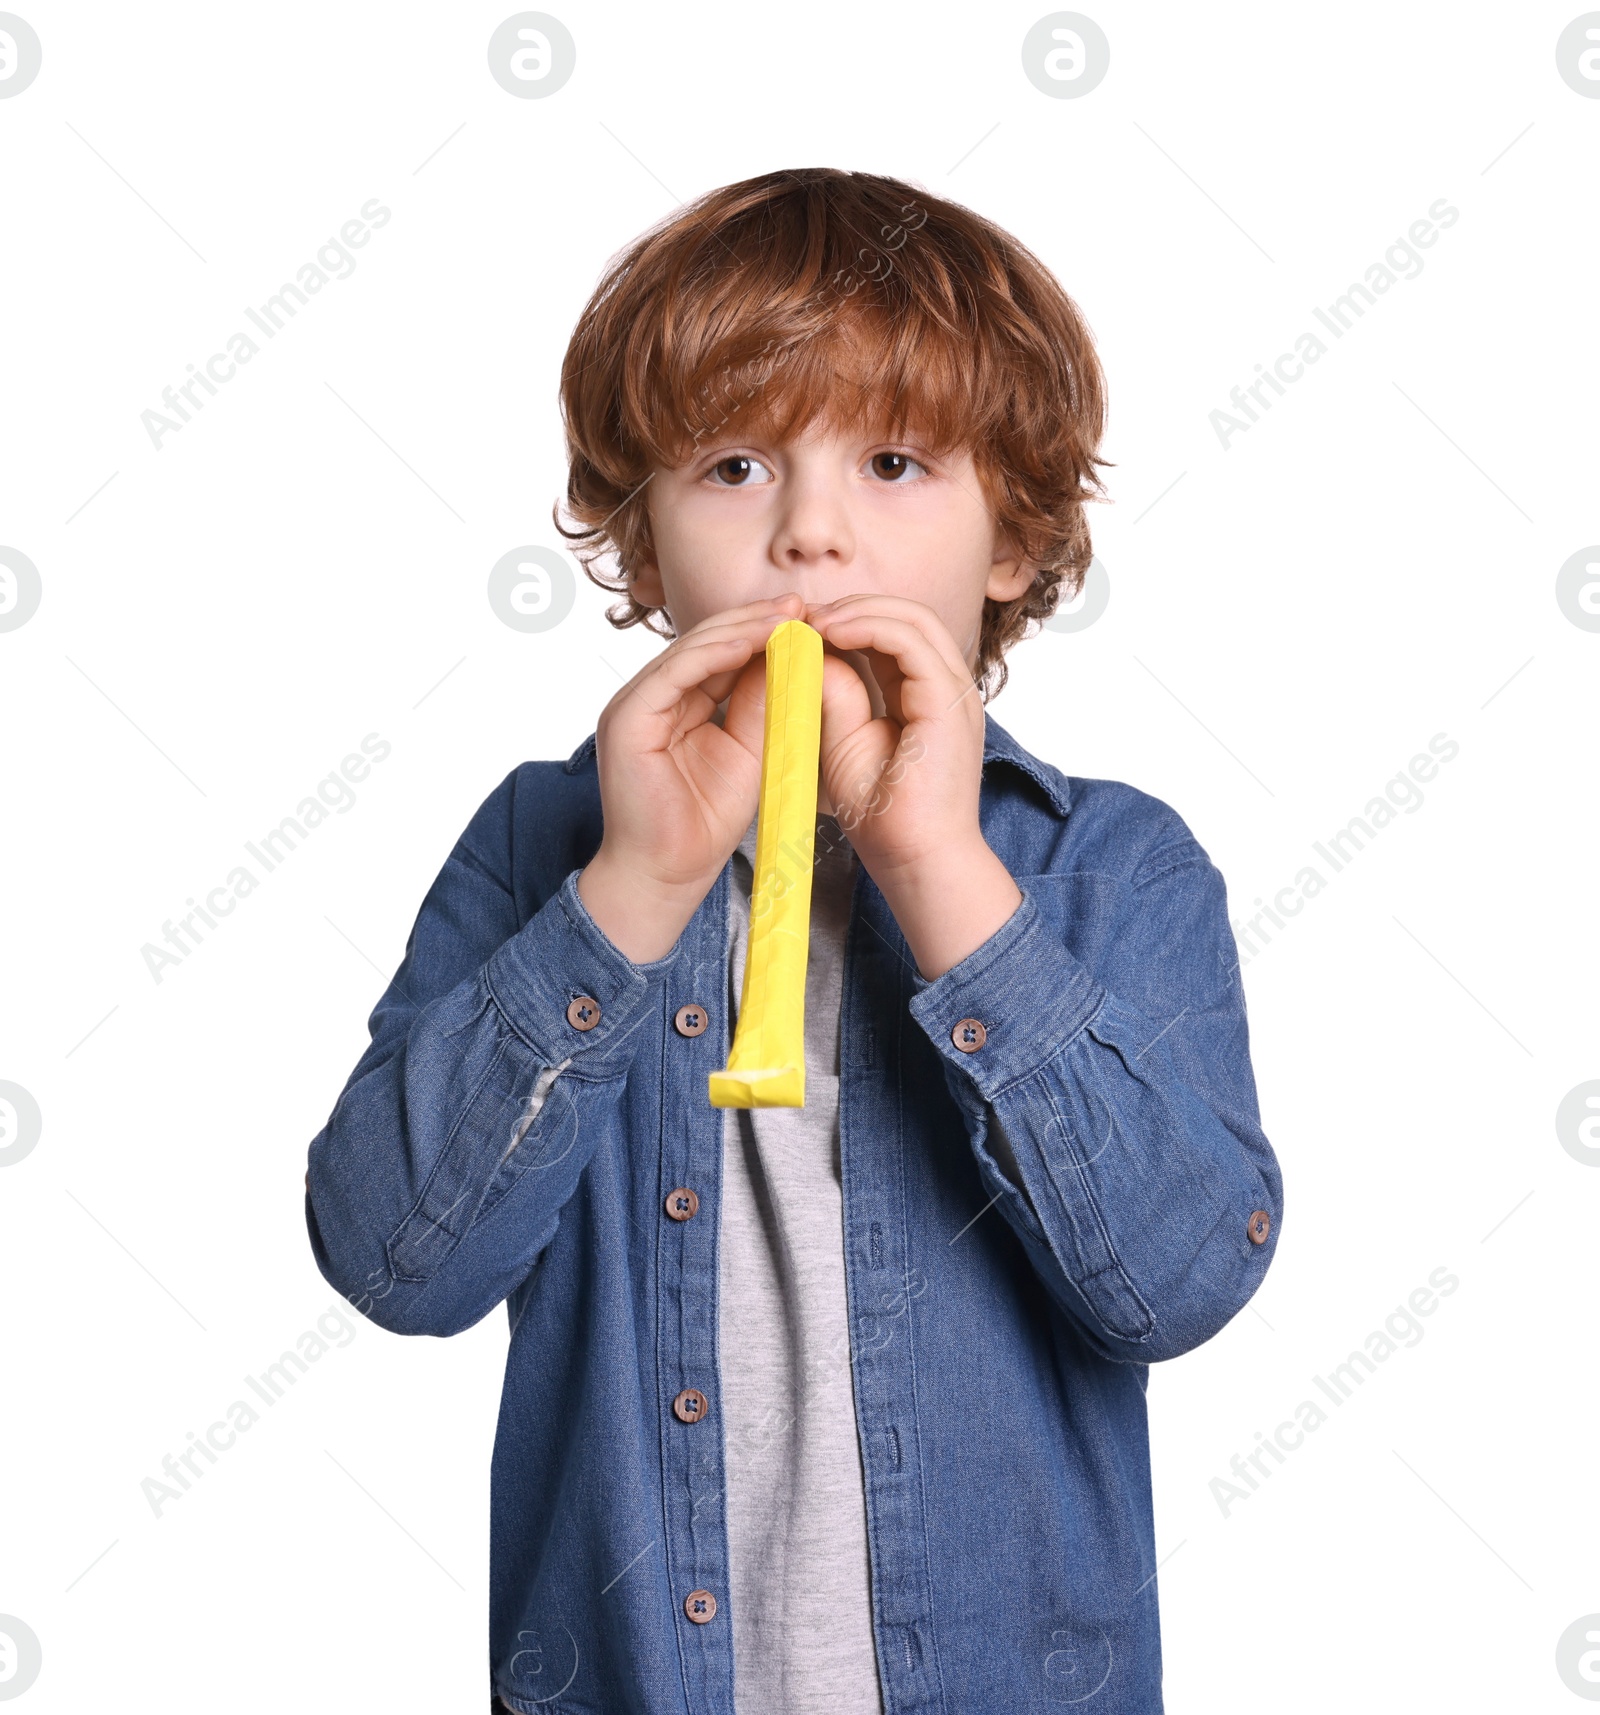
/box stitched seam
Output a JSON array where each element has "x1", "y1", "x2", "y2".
[
  {"x1": 839, "y1": 872, "x2": 902, "y2": 1706},
  {"x1": 486, "y1": 967, "x2": 637, "y2": 1081},
  {"x1": 984, "y1": 750, "x2": 1071, "y2": 818},
  {"x1": 440, "y1": 981, "x2": 494, "y2": 1041},
  {"x1": 1030, "y1": 1074, "x2": 1110, "y2": 1282},
  {"x1": 899, "y1": 967, "x2": 950, "y2": 1710},
  {"x1": 981, "y1": 986, "x2": 1110, "y2": 1101},
  {"x1": 1030, "y1": 1066, "x2": 1156, "y2": 1340},
  {"x1": 1131, "y1": 843, "x2": 1207, "y2": 890}
]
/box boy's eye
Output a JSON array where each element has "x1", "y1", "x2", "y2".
[
  {"x1": 867, "y1": 451, "x2": 930, "y2": 482},
  {"x1": 700, "y1": 450, "x2": 932, "y2": 487},
  {"x1": 704, "y1": 455, "x2": 772, "y2": 487}
]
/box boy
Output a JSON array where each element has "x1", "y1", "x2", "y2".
[{"x1": 305, "y1": 167, "x2": 1282, "y2": 1714}]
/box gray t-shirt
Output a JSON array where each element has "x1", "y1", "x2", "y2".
[{"x1": 718, "y1": 810, "x2": 886, "y2": 1715}]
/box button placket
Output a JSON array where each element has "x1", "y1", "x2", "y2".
[
  {"x1": 656, "y1": 902, "x2": 735, "y2": 1696},
  {"x1": 839, "y1": 885, "x2": 945, "y2": 1709}
]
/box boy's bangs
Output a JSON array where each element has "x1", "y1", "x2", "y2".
[{"x1": 640, "y1": 294, "x2": 994, "y2": 471}]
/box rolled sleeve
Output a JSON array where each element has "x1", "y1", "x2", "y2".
[
  {"x1": 307, "y1": 768, "x2": 690, "y2": 1340},
  {"x1": 906, "y1": 880, "x2": 1106, "y2": 1096},
  {"x1": 904, "y1": 855, "x2": 1281, "y2": 1364},
  {"x1": 486, "y1": 864, "x2": 682, "y2": 1080}
]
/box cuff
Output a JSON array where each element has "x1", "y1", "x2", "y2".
[
  {"x1": 485, "y1": 865, "x2": 682, "y2": 1076},
  {"x1": 906, "y1": 878, "x2": 1106, "y2": 1100}
]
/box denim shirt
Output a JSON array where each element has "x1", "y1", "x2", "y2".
[{"x1": 304, "y1": 711, "x2": 1282, "y2": 1715}]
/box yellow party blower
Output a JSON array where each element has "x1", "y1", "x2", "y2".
[{"x1": 708, "y1": 618, "x2": 824, "y2": 1109}]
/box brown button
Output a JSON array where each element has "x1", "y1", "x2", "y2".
[
  {"x1": 673, "y1": 1387, "x2": 709, "y2": 1423},
  {"x1": 674, "y1": 1002, "x2": 709, "y2": 1037},
  {"x1": 566, "y1": 995, "x2": 601, "y2": 1031},
  {"x1": 1247, "y1": 1209, "x2": 1271, "y2": 1245},
  {"x1": 665, "y1": 1186, "x2": 700, "y2": 1221},
  {"x1": 684, "y1": 1588, "x2": 717, "y2": 1624},
  {"x1": 951, "y1": 1017, "x2": 987, "y2": 1053}
]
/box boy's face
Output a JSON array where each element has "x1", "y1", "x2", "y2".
[{"x1": 630, "y1": 419, "x2": 1035, "y2": 724}]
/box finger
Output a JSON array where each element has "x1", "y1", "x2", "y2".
[
  {"x1": 816, "y1": 649, "x2": 879, "y2": 755},
  {"x1": 677, "y1": 592, "x2": 805, "y2": 646},
  {"x1": 807, "y1": 594, "x2": 972, "y2": 682},
  {"x1": 614, "y1": 609, "x2": 807, "y2": 737},
  {"x1": 689, "y1": 604, "x2": 815, "y2": 701},
  {"x1": 816, "y1": 657, "x2": 900, "y2": 831},
  {"x1": 808, "y1": 598, "x2": 974, "y2": 728},
  {"x1": 608, "y1": 594, "x2": 803, "y2": 709},
  {"x1": 813, "y1": 636, "x2": 900, "y2": 727},
  {"x1": 808, "y1": 609, "x2": 972, "y2": 721},
  {"x1": 718, "y1": 654, "x2": 774, "y2": 761},
  {"x1": 855, "y1": 643, "x2": 908, "y2": 728},
  {"x1": 610, "y1": 633, "x2": 768, "y2": 751}
]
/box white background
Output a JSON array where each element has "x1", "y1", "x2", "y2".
[{"x1": 2, "y1": 1, "x2": 1597, "y2": 1709}]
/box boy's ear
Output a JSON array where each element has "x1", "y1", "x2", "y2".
[
  {"x1": 630, "y1": 557, "x2": 665, "y2": 607},
  {"x1": 985, "y1": 534, "x2": 1036, "y2": 605}
]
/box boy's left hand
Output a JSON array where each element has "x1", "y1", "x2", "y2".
[
  {"x1": 805, "y1": 592, "x2": 985, "y2": 882},
  {"x1": 805, "y1": 593, "x2": 1024, "y2": 979}
]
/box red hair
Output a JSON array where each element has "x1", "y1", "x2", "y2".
[{"x1": 554, "y1": 167, "x2": 1111, "y2": 702}]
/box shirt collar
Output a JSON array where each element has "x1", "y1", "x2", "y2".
[
  {"x1": 981, "y1": 709, "x2": 1073, "y2": 818},
  {"x1": 565, "y1": 711, "x2": 1072, "y2": 819},
  {"x1": 564, "y1": 731, "x2": 599, "y2": 773}
]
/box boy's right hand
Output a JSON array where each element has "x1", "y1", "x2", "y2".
[{"x1": 575, "y1": 593, "x2": 807, "y2": 965}]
